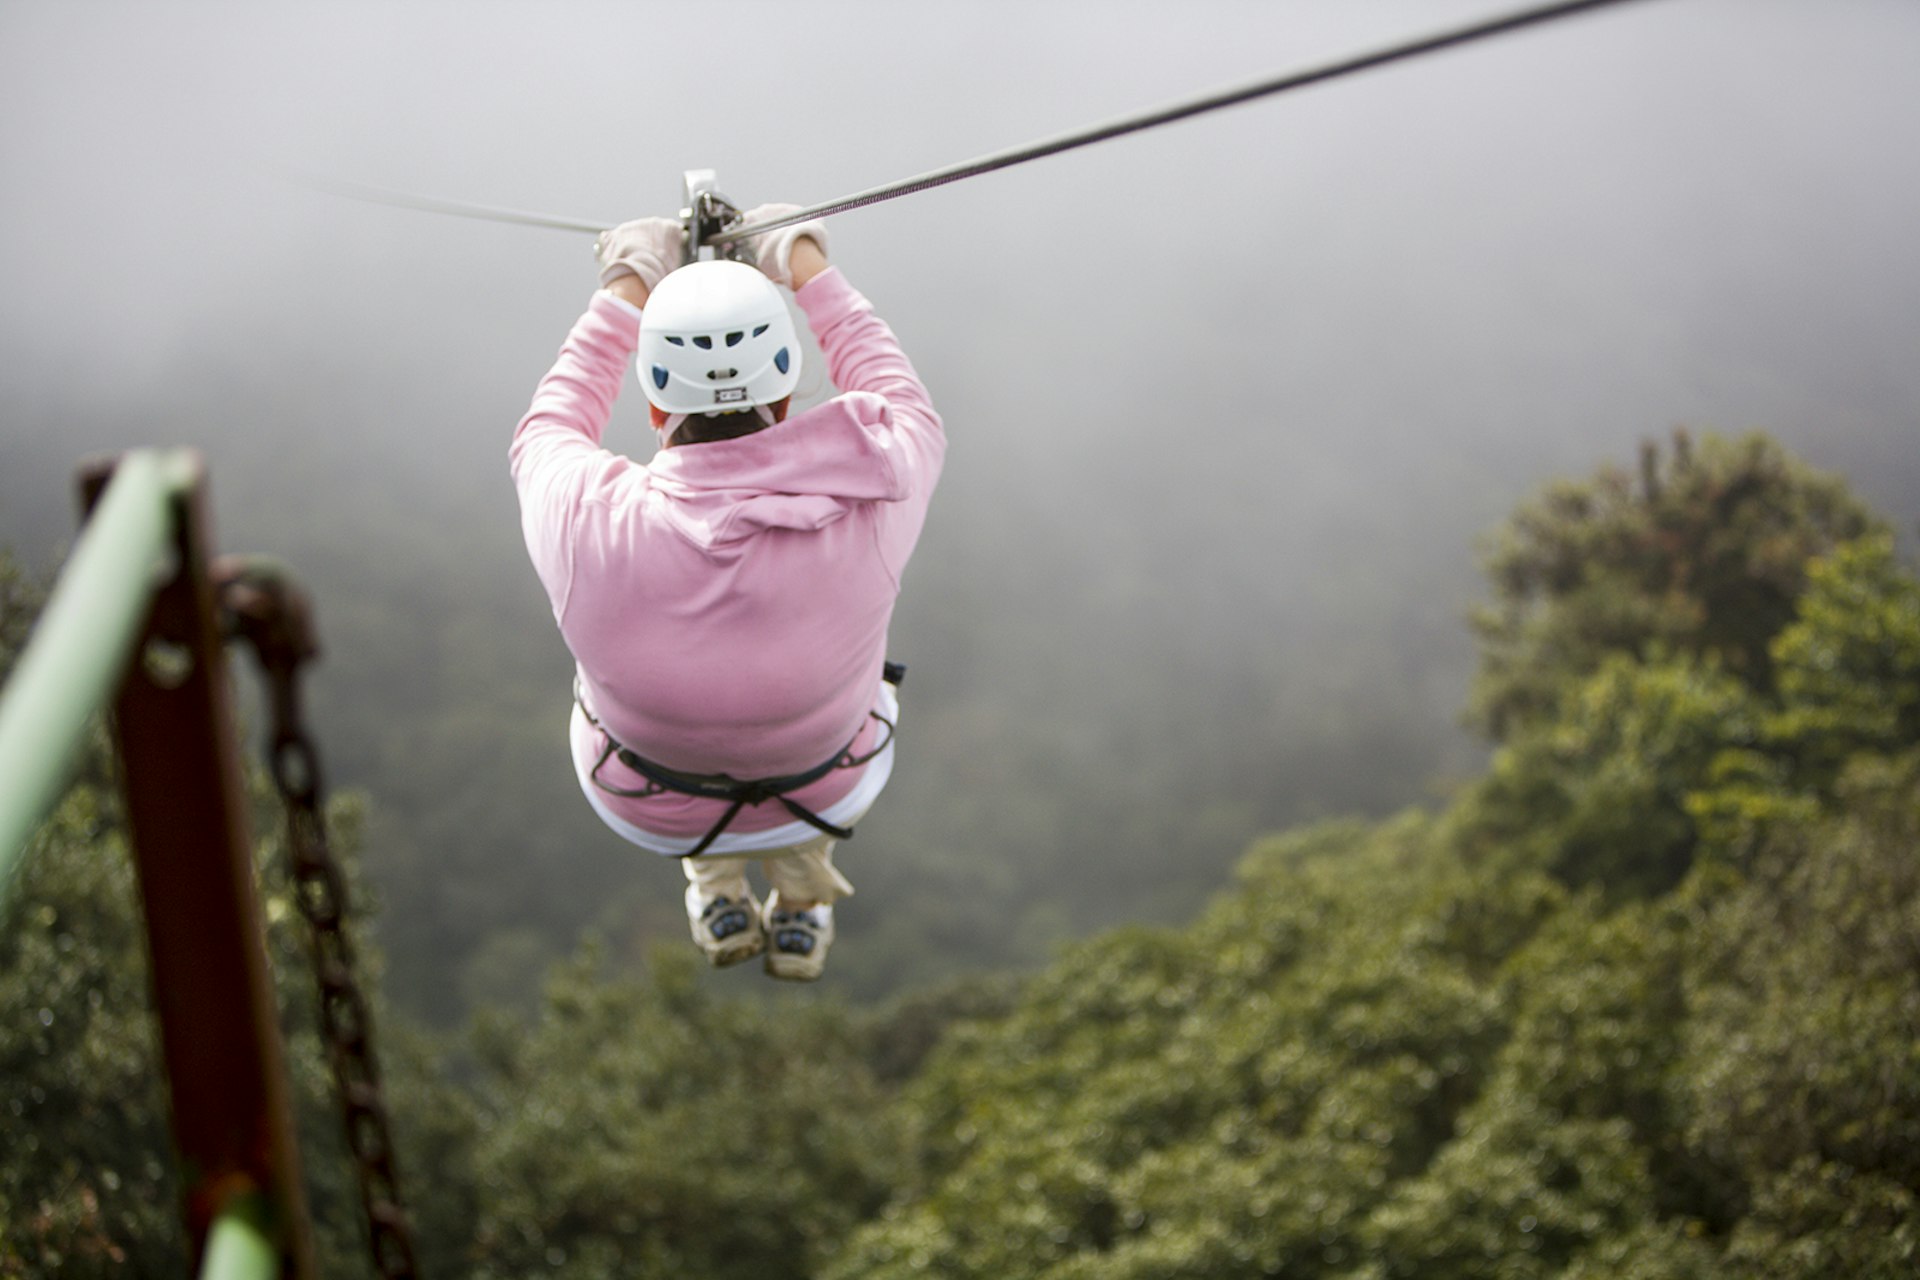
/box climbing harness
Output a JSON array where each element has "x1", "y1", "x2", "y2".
[
  {"x1": 304, "y1": 0, "x2": 1662, "y2": 244},
  {"x1": 578, "y1": 663, "x2": 904, "y2": 858},
  {"x1": 218, "y1": 559, "x2": 420, "y2": 1280}
]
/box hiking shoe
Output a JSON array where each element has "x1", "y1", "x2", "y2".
[
  {"x1": 763, "y1": 895, "x2": 834, "y2": 982},
  {"x1": 686, "y1": 886, "x2": 765, "y2": 968}
]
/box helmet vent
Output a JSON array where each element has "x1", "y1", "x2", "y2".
[
  {"x1": 774, "y1": 348, "x2": 791, "y2": 375},
  {"x1": 705, "y1": 368, "x2": 739, "y2": 381},
  {"x1": 651, "y1": 366, "x2": 669, "y2": 390},
  {"x1": 725, "y1": 331, "x2": 744, "y2": 347},
  {"x1": 752, "y1": 325, "x2": 769, "y2": 337},
  {"x1": 665, "y1": 336, "x2": 685, "y2": 347},
  {"x1": 693, "y1": 336, "x2": 713, "y2": 350}
]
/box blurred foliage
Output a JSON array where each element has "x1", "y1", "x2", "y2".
[
  {"x1": 1680, "y1": 752, "x2": 1920, "y2": 1198},
  {"x1": 1468, "y1": 430, "x2": 1880, "y2": 742},
  {"x1": 4, "y1": 427, "x2": 1918, "y2": 1276},
  {"x1": 0, "y1": 556, "x2": 455, "y2": 1276},
  {"x1": 1454, "y1": 654, "x2": 1760, "y2": 897},
  {"x1": 1765, "y1": 533, "x2": 1920, "y2": 786},
  {"x1": 830, "y1": 754, "x2": 1918, "y2": 1279},
  {"x1": 822, "y1": 433, "x2": 1920, "y2": 1278},
  {"x1": 0, "y1": 782, "x2": 392, "y2": 1274},
  {"x1": 823, "y1": 816, "x2": 1554, "y2": 1280},
  {"x1": 459, "y1": 943, "x2": 905, "y2": 1280},
  {"x1": 0, "y1": 554, "x2": 47, "y2": 688},
  {"x1": 0, "y1": 784, "x2": 183, "y2": 1276}
]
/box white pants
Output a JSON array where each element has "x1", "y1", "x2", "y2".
[{"x1": 575, "y1": 682, "x2": 900, "y2": 857}]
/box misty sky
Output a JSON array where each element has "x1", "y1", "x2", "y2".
[
  {"x1": 5, "y1": 0, "x2": 1918, "y2": 719},
  {"x1": 4, "y1": 0, "x2": 1916, "y2": 534},
  {"x1": 3, "y1": 0, "x2": 1919, "y2": 1003},
  {"x1": 6, "y1": 0, "x2": 1913, "y2": 678},
  {"x1": 4, "y1": 1, "x2": 1916, "y2": 503}
]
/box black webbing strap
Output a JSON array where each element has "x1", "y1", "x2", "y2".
[{"x1": 579, "y1": 663, "x2": 903, "y2": 858}]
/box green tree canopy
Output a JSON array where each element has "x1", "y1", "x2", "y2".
[
  {"x1": 1468, "y1": 431, "x2": 1881, "y2": 742},
  {"x1": 462, "y1": 944, "x2": 907, "y2": 1280},
  {"x1": 7, "y1": 429, "x2": 1916, "y2": 1278},
  {"x1": 826, "y1": 435, "x2": 1920, "y2": 1279}
]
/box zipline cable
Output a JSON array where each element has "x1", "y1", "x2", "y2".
[
  {"x1": 706, "y1": 0, "x2": 1660, "y2": 246},
  {"x1": 293, "y1": 173, "x2": 612, "y2": 234},
  {"x1": 303, "y1": 0, "x2": 1660, "y2": 241}
]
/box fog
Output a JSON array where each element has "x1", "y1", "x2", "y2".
[{"x1": 3, "y1": 0, "x2": 1917, "y2": 1016}]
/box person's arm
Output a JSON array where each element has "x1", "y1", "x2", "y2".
[
  {"x1": 738, "y1": 204, "x2": 934, "y2": 427},
  {"x1": 509, "y1": 217, "x2": 681, "y2": 620},
  {"x1": 788, "y1": 235, "x2": 829, "y2": 290},
  {"x1": 737, "y1": 204, "x2": 939, "y2": 461},
  {"x1": 513, "y1": 216, "x2": 680, "y2": 468},
  {"x1": 507, "y1": 291, "x2": 641, "y2": 620},
  {"x1": 603, "y1": 273, "x2": 650, "y2": 309},
  {"x1": 795, "y1": 264, "x2": 940, "y2": 447}
]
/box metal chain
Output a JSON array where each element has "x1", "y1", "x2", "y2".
[{"x1": 218, "y1": 560, "x2": 421, "y2": 1280}]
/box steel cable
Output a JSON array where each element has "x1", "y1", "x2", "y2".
[
  {"x1": 707, "y1": 0, "x2": 1660, "y2": 245},
  {"x1": 303, "y1": 0, "x2": 1661, "y2": 242}
]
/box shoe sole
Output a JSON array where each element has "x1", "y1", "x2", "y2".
[
  {"x1": 764, "y1": 951, "x2": 825, "y2": 981},
  {"x1": 706, "y1": 934, "x2": 766, "y2": 968},
  {"x1": 692, "y1": 893, "x2": 766, "y2": 968}
]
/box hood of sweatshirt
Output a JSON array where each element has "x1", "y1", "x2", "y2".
[{"x1": 641, "y1": 391, "x2": 912, "y2": 548}]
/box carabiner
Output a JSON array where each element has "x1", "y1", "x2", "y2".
[{"x1": 680, "y1": 169, "x2": 753, "y2": 265}]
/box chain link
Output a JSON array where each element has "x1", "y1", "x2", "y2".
[{"x1": 218, "y1": 559, "x2": 421, "y2": 1280}]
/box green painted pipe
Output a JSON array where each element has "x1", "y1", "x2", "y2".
[
  {"x1": 198, "y1": 1199, "x2": 279, "y2": 1280},
  {"x1": 0, "y1": 449, "x2": 194, "y2": 902}
]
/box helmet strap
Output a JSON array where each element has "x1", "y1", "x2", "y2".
[{"x1": 650, "y1": 406, "x2": 689, "y2": 447}]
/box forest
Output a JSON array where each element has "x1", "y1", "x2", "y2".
[
  {"x1": 5, "y1": 0, "x2": 1918, "y2": 1035},
  {"x1": 3, "y1": 429, "x2": 1916, "y2": 1277}
]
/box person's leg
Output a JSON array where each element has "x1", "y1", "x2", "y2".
[
  {"x1": 760, "y1": 831, "x2": 856, "y2": 907},
  {"x1": 682, "y1": 854, "x2": 764, "y2": 967}
]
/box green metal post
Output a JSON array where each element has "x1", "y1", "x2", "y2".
[
  {"x1": 0, "y1": 449, "x2": 186, "y2": 898},
  {"x1": 199, "y1": 1198, "x2": 280, "y2": 1280}
]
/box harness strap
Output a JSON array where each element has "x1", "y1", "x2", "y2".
[{"x1": 578, "y1": 665, "x2": 902, "y2": 858}]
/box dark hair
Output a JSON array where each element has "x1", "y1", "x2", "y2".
[
  {"x1": 665, "y1": 397, "x2": 792, "y2": 447},
  {"x1": 670, "y1": 411, "x2": 772, "y2": 447}
]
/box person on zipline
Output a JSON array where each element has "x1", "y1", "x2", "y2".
[{"x1": 510, "y1": 208, "x2": 944, "y2": 980}]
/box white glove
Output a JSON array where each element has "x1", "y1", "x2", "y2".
[
  {"x1": 739, "y1": 203, "x2": 829, "y2": 288},
  {"x1": 595, "y1": 217, "x2": 684, "y2": 290}
]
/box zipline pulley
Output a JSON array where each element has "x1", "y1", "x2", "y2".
[{"x1": 680, "y1": 169, "x2": 753, "y2": 266}]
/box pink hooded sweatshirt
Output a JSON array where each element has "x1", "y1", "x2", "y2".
[{"x1": 510, "y1": 268, "x2": 944, "y2": 851}]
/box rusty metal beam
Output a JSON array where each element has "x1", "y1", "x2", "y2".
[{"x1": 80, "y1": 454, "x2": 316, "y2": 1280}]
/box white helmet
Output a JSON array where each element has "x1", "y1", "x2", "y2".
[{"x1": 636, "y1": 260, "x2": 801, "y2": 414}]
